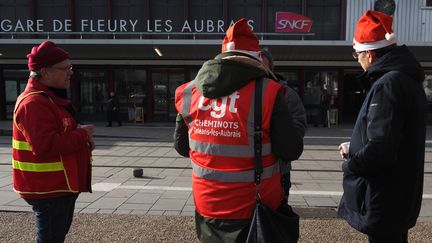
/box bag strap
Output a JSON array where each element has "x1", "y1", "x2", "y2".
[{"x1": 254, "y1": 78, "x2": 263, "y2": 191}]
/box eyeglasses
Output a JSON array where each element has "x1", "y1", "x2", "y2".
[
  {"x1": 47, "y1": 65, "x2": 73, "y2": 72},
  {"x1": 352, "y1": 51, "x2": 365, "y2": 59}
]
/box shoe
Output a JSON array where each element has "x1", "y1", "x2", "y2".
[{"x1": 106, "y1": 124, "x2": 112, "y2": 127}]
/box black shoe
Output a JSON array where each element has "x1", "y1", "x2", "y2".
[{"x1": 106, "y1": 124, "x2": 112, "y2": 127}]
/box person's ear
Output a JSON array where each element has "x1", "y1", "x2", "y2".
[
  {"x1": 40, "y1": 67, "x2": 48, "y2": 77},
  {"x1": 367, "y1": 50, "x2": 376, "y2": 63}
]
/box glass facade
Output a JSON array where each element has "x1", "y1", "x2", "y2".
[
  {"x1": 0, "y1": 0, "x2": 31, "y2": 21},
  {"x1": 424, "y1": 72, "x2": 432, "y2": 121},
  {"x1": 3, "y1": 69, "x2": 28, "y2": 120},
  {"x1": 229, "y1": 0, "x2": 263, "y2": 32},
  {"x1": 114, "y1": 69, "x2": 147, "y2": 122},
  {"x1": 0, "y1": 0, "x2": 430, "y2": 124},
  {"x1": 37, "y1": 0, "x2": 69, "y2": 31},
  {"x1": 151, "y1": 69, "x2": 185, "y2": 122},
  {"x1": 151, "y1": 0, "x2": 184, "y2": 32},
  {"x1": 0, "y1": 0, "x2": 343, "y2": 39},
  {"x1": 303, "y1": 71, "x2": 338, "y2": 125},
  {"x1": 76, "y1": 69, "x2": 107, "y2": 121},
  {"x1": 268, "y1": 0, "x2": 302, "y2": 38},
  {"x1": 305, "y1": 0, "x2": 342, "y2": 40}
]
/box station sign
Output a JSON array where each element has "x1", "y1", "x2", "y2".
[
  {"x1": 275, "y1": 12, "x2": 313, "y2": 33},
  {"x1": 0, "y1": 19, "x2": 255, "y2": 33}
]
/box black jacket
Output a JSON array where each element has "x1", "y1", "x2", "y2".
[{"x1": 338, "y1": 45, "x2": 428, "y2": 236}]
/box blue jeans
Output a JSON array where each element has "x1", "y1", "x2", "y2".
[{"x1": 24, "y1": 194, "x2": 78, "y2": 243}]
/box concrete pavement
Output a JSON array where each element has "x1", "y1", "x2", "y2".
[{"x1": 1, "y1": 121, "x2": 432, "y2": 242}]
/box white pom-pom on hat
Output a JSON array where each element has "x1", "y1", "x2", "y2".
[{"x1": 385, "y1": 32, "x2": 395, "y2": 41}]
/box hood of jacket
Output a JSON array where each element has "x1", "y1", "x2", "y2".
[
  {"x1": 362, "y1": 45, "x2": 424, "y2": 83},
  {"x1": 193, "y1": 52, "x2": 273, "y2": 99}
]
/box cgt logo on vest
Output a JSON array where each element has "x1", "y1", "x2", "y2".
[
  {"x1": 275, "y1": 12, "x2": 313, "y2": 33},
  {"x1": 198, "y1": 91, "x2": 240, "y2": 118}
]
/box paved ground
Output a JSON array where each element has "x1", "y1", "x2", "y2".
[{"x1": 1, "y1": 121, "x2": 432, "y2": 242}]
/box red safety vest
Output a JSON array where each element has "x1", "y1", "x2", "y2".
[
  {"x1": 175, "y1": 78, "x2": 283, "y2": 219},
  {"x1": 12, "y1": 80, "x2": 92, "y2": 198}
]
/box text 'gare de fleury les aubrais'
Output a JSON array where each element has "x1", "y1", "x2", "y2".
[{"x1": 0, "y1": 0, "x2": 431, "y2": 124}]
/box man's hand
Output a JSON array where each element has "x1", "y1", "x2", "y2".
[
  {"x1": 80, "y1": 124, "x2": 96, "y2": 151},
  {"x1": 88, "y1": 137, "x2": 96, "y2": 151},
  {"x1": 338, "y1": 142, "x2": 350, "y2": 159}
]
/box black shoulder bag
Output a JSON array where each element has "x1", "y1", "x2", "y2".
[{"x1": 245, "y1": 78, "x2": 300, "y2": 243}]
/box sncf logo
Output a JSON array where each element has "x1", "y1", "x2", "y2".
[
  {"x1": 198, "y1": 91, "x2": 240, "y2": 118},
  {"x1": 275, "y1": 12, "x2": 313, "y2": 33}
]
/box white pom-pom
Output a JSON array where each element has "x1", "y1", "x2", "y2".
[
  {"x1": 226, "y1": 42, "x2": 235, "y2": 51},
  {"x1": 385, "y1": 32, "x2": 395, "y2": 41}
]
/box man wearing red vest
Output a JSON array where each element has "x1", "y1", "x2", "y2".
[
  {"x1": 174, "y1": 18, "x2": 303, "y2": 242},
  {"x1": 12, "y1": 41, "x2": 95, "y2": 243}
]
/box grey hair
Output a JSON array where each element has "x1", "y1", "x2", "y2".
[{"x1": 29, "y1": 71, "x2": 41, "y2": 80}]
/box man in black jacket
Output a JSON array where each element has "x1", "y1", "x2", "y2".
[
  {"x1": 338, "y1": 10, "x2": 427, "y2": 243},
  {"x1": 260, "y1": 49, "x2": 307, "y2": 200}
]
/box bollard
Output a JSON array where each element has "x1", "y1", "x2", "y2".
[{"x1": 133, "y1": 168, "x2": 143, "y2": 178}]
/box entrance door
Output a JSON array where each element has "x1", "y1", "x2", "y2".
[
  {"x1": 4, "y1": 70, "x2": 29, "y2": 120},
  {"x1": 341, "y1": 71, "x2": 367, "y2": 123},
  {"x1": 151, "y1": 69, "x2": 185, "y2": 122},
  {"x1": 77, "y1": 69, "x2": 107, "y2": 121}
]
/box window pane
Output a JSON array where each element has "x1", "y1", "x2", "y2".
[
  {"x1": 112, "y1": 0, "x2": 146, "y2": 33},
  {"x1": 424, "y1": 73, "x2": 432, "y2": 103},
  {"x1": 229, "y1": 0, "x2": 262, "y2": 32},
  {"x1": 189, "y1": 0, "x2": 224, "y2": 36},
  {"x1": 75, "y1": 0, "x2": 108, "y2": 36},
  {"x1": 114, "y1": 69, "x2": 147, "y2": 121},
  {"x1": 0, "y1": 0, "x2": 32, "y2": 20},
  {"x1": 3, "y1": 69, "x2": 32, "y2": 119},
  {"x1": 268, "y1": 0, "x2": 302, "y2": 39},
  {"x1": 306, "y1": 0, "x2": 342, "y2": 40},
  {"x1": 304, "y1": 71, "x2": 338, "y2": 124},
  {"x1": 0, "y1": 0, "x2": 32, "y2": 38},
  {"x1": 150, "y1": 0, "x2": 184, "y2": 32},
  {"x1": 77, "y1": 70, "x2": 107, "y2": 118},
  {"x1": 37, "y1": 0, "x2": 68, "y2": 31},
  {"x1": 190, "y1": 0, "x2": 223, "y2": 20}
]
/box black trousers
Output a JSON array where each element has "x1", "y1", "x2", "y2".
[{"x1": 368, "y1": 231, "x2": 408, "y2": 243}]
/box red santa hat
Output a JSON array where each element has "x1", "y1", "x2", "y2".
[
  {"x1": 221, "y1": 18, "x2": 260, "y2": 58},
  {"x1": 353, "y1": 10, "x2": 396, "y2": 52},
  {"x1": 27, "y1": 40, "x2": 69, "y2": 71}
]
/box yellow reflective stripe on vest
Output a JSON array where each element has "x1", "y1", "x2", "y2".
[
  {"x1": 12, "y1": 139, "x2": 32, "y2": 151},
  {"x1": 14, "y1": 188, "x2": 79, "y2": 194},
  {"x1": 12, "y1": 160, "x2": 64, "y2": 172}
]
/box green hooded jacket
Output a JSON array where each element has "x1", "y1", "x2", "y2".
[{"x1": 174, "y1": 52, "x2": 303, "y2": 243}]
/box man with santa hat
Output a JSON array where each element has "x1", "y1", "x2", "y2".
[{"x1": 338, "y1": 10, "x2": 427, "y2": 243}]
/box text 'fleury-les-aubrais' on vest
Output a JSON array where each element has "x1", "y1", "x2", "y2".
[{"x1": 175, "y1": 78, "x2": 284, "y2": 219}]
